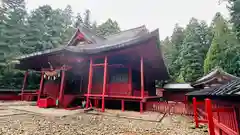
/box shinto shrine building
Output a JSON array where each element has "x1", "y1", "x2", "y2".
[{"x1": 16, "y1": 25, "x2": 169, "y2": 112}]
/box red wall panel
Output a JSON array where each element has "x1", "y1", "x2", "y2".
[
  {"x1": 91, "y1": 83, "x2": 103, "y2": 94},
  {"x1": 107, "y1": 83, "x2": 130, "y2": 96},
  {"x1": 43, "y1": 82, "x2": 60, "y2": 99},
  {"x1": 133, "y1": 90, "x2": 148, "y2": 97},
  {"x1": 163, "y1": 91, "x2": 187, "y2": 102},
  {"x1": 91, "y1": 83, "x2": 131, "y2": 96}
]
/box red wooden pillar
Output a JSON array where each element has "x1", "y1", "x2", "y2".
[
  {"x1": 86, "y1": 58, "x2": 93, "y2": 108},
  {"x1": 121, "y1": 100, "x2": 125, "y2": 112},
  {"x1": 140, "y1": 101, "x2": 143, "y2": 113},
  {"x1": 94, "y1": 99, "x2": 98, "y2": 108},
  {"x1": 140, "y1": 56, "x2": 144, "y2": 113},
  {"x1": 184, "y1": 95, "x2": 188, "y2": 112},
  {"x1": 37, "y1": 71, "x2": 44, "y2": 102},
  {"x1": 216, "y1": 106, "x2": 221, "y2": 135},
  {"x1": 21, "y1": 71, "x2": 28, "y2": 100},
  {"x1": 184, "y1": 95, "x2": 188, "y2": 104},
  {"x1": 140, "y1": 56, "x2": 144, "y2": 98},
  {"x1": 102, "y1": 56, "x2": 108, "y2": 112},
  {"x1": 128, "y1": 67, "x2": 132, "y2": 95},
  {"x1": 59, "y1": 70, "x2": 66, "y2": 107},
  {"x1": 193, "y1": 97, "x2": 199, "y2": 128},
  {"x1": 96, "y1": 99, "x2": 99, "y2": 108},
  {"x1": 205, "y1": 98, "x2": 215, "y2": 135},
  {"x1": 79, "y1": 76, "x2": 83, "y2": 93},
  {"x1": 233, "y1": 107, "x2": 239, "y2": 134}
]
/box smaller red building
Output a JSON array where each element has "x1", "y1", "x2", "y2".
[
  {"x1": 186, "y1": 69, "x2": 240, "y2": 135},
  {"x1": 16, "y1": 25, "x2": 169, "y2": 112},
  {"x1": 187, "y1": 68, "x2": 239, "y2": 101},
  {"x1": 162, "y1": 83, "x2": 194, "y2": 102}
]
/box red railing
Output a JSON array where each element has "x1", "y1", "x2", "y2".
[
  {"x1": 193, "y1": 98, "x2": 240, "y2": 135},
  {"x1": 146, "y1": 98, "x2": 240, "y2": 135},
  {"x1": 145, "y1": 101, "x2": 193, "y2": 115},
  {"x1": 212, "y1": 103, "x2": 239, "y2": 135},
  {"x1": 0, "y1": 94, "x2": 21, "y2": 100}
]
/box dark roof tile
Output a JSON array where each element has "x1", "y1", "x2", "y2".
[
  {"x1": 104, "y1": 25, "x2": 148, "y2": 42},
  {"x1": 16, "y1": 27, "x2": 158, "y2": 59},
  {"x1": 65, "y1": 29, "x2": 158, "y2": 54},
  {"x1": 187, "y1": 79, "x2": 240, "y2": 97}
]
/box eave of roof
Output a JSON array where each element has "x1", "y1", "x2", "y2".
[
  {"x1": 191, "y1": 68, "x2": 239, "y2": 87},
  {"x1": 186, "y1": 88, "x2": 215, "y2": 96},
  {"x1": 187, "y1": 79, "x2": 240, "y2": 97},
  {"x1": 16, "y1": 47, "x2": 64, "y2": 60},
  {"x1": 15, "y1": 28, "x2": 158, "y2": 60},
  {"x1": 163, "y1": 83, "x2": 194, "y2": 90}
]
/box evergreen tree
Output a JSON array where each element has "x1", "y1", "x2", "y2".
[
  {"x1": 1, "y1": 0, "x2": 27, "y2": 62},
  {"x1": 96, "y1": 19, "x2": 121, "y2": 36},
  {"x1": 161, "y1": 24, "x2": 185, "y2": 81},
  {"x1": 228, "y1": 0, "x2": 240, "y2": 40},
  {"x1": 179, "y1": 18, "x2": 208, "y2": 82},
  {"x1": 46, "y1": 9, "x2": 66, "y2": 48},
  {"x1": 0, "y1": 3, "x2": 8, "y2": 66},
  {"x1": 0, "y1": 0, "x2": 27, "y2": 87},
  {"x1": 204, "y1": 13, "x2": 228, "y2": 73},
  {"x1": 199, "y1": 21, "x2": 213, "y2": 58},
  {"x1": 204, "y1": 12, "x2": 240, "y2": 76},
  {"x1": 161, "y1": 36, "x2": 172, "y2": 65},
  {"x1": 24, "y1": 5, "x2": 74, "y2": 54},
  {"x1": 62, "y1": 5, "x2": 73, "y2": 27},
  {"x1": 61, "y1": 5, "x2": 74, "y2": 43},
  {"x1": 74, "y1": 12, "x2": 83, "y2": 28},
  {"x1": 92, "y1": 21, "x2": 98, "y2": 32},
  {"x1": 24, "y1": 5, "x2": 54, "y2": 53},
  {"x1": 83, "y1": 9, "x2": 91, "y2": 28},
  {"x1": 223, "y1": 38, "x2": 240, "y2": 76},
  {"x1": 169, "y1": 24, "x2": 184, "y2": 80}
]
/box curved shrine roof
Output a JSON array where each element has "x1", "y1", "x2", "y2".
[
  {"x1": 16, "y1": 25, "x2": 151, "y2": 59},
  {"x1": 191, "y1": 68, "x2": 239, "y2": 87},
  {"x1": 15, "y1": 25, "x2": 169, "y2": 80},
  {"x1": 186, "y1": 79, "x2": 240, "y2": 97}
]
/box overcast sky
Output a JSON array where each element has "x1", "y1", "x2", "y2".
[{"x1": 26, "y1": 0, "x2": 229, "y2": 39}]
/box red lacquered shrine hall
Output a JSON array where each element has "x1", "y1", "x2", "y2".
[{"x1": 15, "y1": 25, "x2": 169, "y2": 112}]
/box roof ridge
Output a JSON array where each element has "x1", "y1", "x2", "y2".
[
  {"x1": 79, "y1": 24, "x2": 106, "y2": 39},
  {"x1": 65, "y1": 28, "x2": 79, "y2": 46},
  {"x1": 104, "y1": 25, "x2": 147, "y2": 38},
  {"x1": 191, "y1": 67, "x2": 239, "y2": 87},
  {"x1": 66, "y1": 25, "x2": 106, "y2": 46},
  {"x1": 210, "y1": 67, "x2": 238, "y2": 79}
]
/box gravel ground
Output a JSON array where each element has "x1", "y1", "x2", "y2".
[{"x1": 0, "y1": 112, "x2": 208, "y2": 135}]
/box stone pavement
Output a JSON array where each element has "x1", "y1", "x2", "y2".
[{"x1": 0, "y1": 101, "x2": 208, "y2": 135}]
